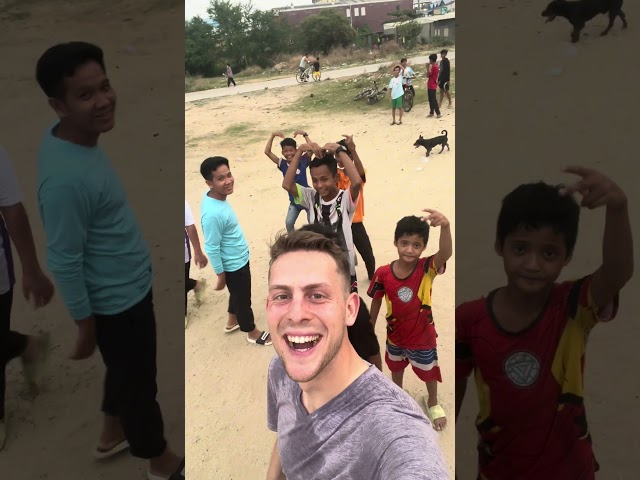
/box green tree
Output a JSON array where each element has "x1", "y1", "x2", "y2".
[
  {"x1": 298, "y1": 10, "x2": 356, "y2": 55},
  {"x1": 185, "y1": 16, "x2": 220, "y2": 76},
  {"x1": 396, "y1": 20, "x2": 423, "y2": 47}
]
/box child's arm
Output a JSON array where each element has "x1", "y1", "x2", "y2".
[
  {"x1": 282, "y1": 143, "x2": 318, "y2": 197},
  {"x1": 293, "y1": 129, "x2": 313, "y2": 145},
  {"x1": 264, "y1": 132, "x2": 283, "y2": 164},
  {"x1": 370, "y1": 297, "x2": 382, "y2": 328},
  {"x1": 341, "y1": 135, "x2": 366, "y2": 180},
  {"x1": 455, "y1": 379, "x2": 467, "y2": 422},
  {"x1": 422, "y1": 209, "x2": 453, "y2": 271},
  {"x1": 562, "y1": 166, "x2": 634, "y2": 309},
  {"x1": 185, "y1": 224, "x2": 208, "y2": 268},
  {"x1": 322, "y1": 143, "x2": 362, "y2": 201}
]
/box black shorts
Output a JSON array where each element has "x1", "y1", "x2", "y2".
[
  {"x1": 438, "y1": 80, "x2": 450, "y2": 91},
  {"x1": 347, "y1": 297, "x2": 381, "y2": 360}
]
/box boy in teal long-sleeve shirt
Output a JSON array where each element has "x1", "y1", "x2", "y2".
[
  {"x1": 199, "y1": 156, "x2": 272, "y2": 346},
  {"x1": 35, "y1": 41, "x2": 183, "y2": 479}
]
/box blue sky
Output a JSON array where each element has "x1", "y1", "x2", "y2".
[{"x1": 185, "y1": 0, "x2": 312, "y2": 20}]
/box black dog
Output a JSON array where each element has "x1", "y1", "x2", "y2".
[
  {"x1": 413, "y1": 131, "x2": 449, "y2": 157},
  {"x1": 542, "y1": 0, "x2": 627, "y2": 43}
]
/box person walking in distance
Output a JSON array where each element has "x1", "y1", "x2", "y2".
[{"x1": 225, "y1": 64, "x2": 236, "y2": 87}]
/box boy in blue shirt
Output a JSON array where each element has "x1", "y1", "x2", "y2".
[
  {"x1": 35, "y1": 41, "x2": 183, "y2": 479},
  {"x1": 264, "y1": 131, "x2": 311, "y2": 232}
]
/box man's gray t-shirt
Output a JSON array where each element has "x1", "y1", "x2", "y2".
[{"x1": 267, "y1": 356, "x2": 449, "y2": 480}]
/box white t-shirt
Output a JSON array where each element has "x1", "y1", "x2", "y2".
[
  {"x1": 295, "y1": 185, "x2": 359, "y2": 276},
  {"x1": 388, "y1": 75, "x2": 404, "y2": 99},
  {"x1": 0, "y1": 146, "x2": 23, "y2": 295},
  {"x1": 402, "y1": 66, "x2": 415, "y2": 86},
  {"x1": 299, "y1": 56, "x2": 308, "y2": 69},
  {"x1": 185, "y1": 200, "x2": 195, "y2": 263}
]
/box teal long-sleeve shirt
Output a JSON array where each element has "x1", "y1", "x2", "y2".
[
  {"x1": 200, "y1": 191, "x2": 249, "y2": 275},
  {"x1": 37, "y1": 124, "x2": 152, "y2": 320}
]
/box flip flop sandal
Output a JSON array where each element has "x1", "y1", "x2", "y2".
[
  {"x1": 93, "y1": 439, "x2": 130, "y2": 459},
  {"x1": 425, "y1": 401, "x2": 447, "y2": 431},
  {"x1": 247, "y1": 331, "x2": 272, "y2": 346},
  {"x1": 224, "y1": 324, "x2": 240, "y2": 333},
  {"x1": 148, "y1": 457, "x2": 185, "y2": 480}
]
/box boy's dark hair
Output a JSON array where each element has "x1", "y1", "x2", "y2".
[
  {"x1": 400, "y1": 57, "x2": 407, "y2": 63},
  {"x1": 496, "y1": 182, "x2": 580, "y2": 254},
  {"x1": 337, "y1": 139, "x2": 352, "y2": 156},
  {"x1": 429, "y1": 53, "x2": 437, "y2": 62},
  {"x1": 36, "y1": 41, "x2": 106, "y2": 99},
  {"x1": 440, "y1": 49, "x2": 448, "y2": 54},
  {"x1": 200, "y1": 156, "x2": 229, "y2": 181},
  {"x1": 280, "y1": 138, "x2": 297, "y2": 149},
  {"x1": 394, "y1": 216, "x2": 429, "y2": 245},
  {"x1": 309, "y1": 154, "x2": 338, "y2": 176},
  {"x1": 393, "y1": 65, "x2": 401, "y2": 71}
]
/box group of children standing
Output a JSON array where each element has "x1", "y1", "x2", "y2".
[{"x1": 187, "y1": 129, "x2": 455, "y2": 432}]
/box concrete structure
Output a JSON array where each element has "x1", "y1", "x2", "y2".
[
  {"x1": 384, "y1": 10, "x2": 455, "y2": 42},
  {"x1": 414, "y1": 0, "x2": 455, "y2": 16},
  {"x1": 276, "y1": 0, "x2": 414, "y2": 34}
]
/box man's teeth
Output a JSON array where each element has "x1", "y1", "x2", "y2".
[{"x1": 287, "y1": 335, "x2": 320, "y2": 344}]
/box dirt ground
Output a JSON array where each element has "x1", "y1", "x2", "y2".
[
  {"x1": 455, "y1": 2, "x2": 640, "y2": 478},
  {"x1": 185, "y1": 81, "x2": 455, "y2": 477},
  {"x1": 1, "y1": 2, "x2": 185, "y2": 478}
]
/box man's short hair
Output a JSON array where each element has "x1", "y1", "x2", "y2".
[{"x1": 269, "y1": 229, "x2": 351, "y2": 294}]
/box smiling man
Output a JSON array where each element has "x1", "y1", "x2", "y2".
[
  {"x1": 35, "y1": 42, "x2": 183, "y2": 480},
  {"x1": 265, "y1": 229, "x2": 448, "y2": 480}
]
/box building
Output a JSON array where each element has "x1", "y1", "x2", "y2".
[
  {"x1": 414, "y1": 0, "x2": 454, "y2": 16},
  {"x1": 276, "y1": 0, "x2": 414, "y2": 34},
  {"x1": 384, "y1": 10, "x2": 455, "y2": 43}
]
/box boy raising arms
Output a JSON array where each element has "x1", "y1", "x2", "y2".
[
  {"x1": 264, "y1": 131, "x2": 311, "y2": 232},
  {"x1": 455, "y1": 167, "x2": 633, "y2": 479},
  {"x1": 368, "y1": 210, "x2": 453, "y2": 431},
  {"x1": 281, "y1": 140, "x2": 362, "y2": 293}
]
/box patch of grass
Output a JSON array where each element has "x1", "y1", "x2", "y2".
[
  {"x1": 281, "y1": 67, "x2": 455, "y2": 116},
  {"x1": 224, "y1": 123, "x2": 254, "y2": 136}
]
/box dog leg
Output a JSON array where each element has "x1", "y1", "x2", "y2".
[
  {"x1": 446, "y1": 143, "x2": 450, "y2": 151},
  {"x1": 426, "y1": 149, "x2": 431, "y2": 157},
  {"x1": 439, "y1": 145, "x2": 445, "y2": 154},
  {"x1": 601, "y1": 12, "x2": 616, "y2": 36},
  {"x1": 619, "y1": 10, "x2": 628, "y2": 29},
  {"x1": 571, "y1": 22, "x2": 584, "y2": 42}
]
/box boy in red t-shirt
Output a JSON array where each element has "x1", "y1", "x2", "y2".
[
  {"x1": 455, "y1": 167, "x2": 633, "y2": 479},
  {"x1": 426, "y1": 53, "x2": 441, "y2": 118},
  {"x1": 368, "y1": 210, "x2": 453, "y2": 431}
]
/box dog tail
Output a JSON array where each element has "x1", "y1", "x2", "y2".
[{"x1": 441, "y1": 130, "x2": 447, "y2": 135}]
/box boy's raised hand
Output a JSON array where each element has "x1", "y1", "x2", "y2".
[
  {"x1": 272, "y1": 132, "x2": 284, "y2": 138},
  {"x1": 341, "y1": 134, "x2": 355, "y2": 151},
  {"x1": 560, "y1": 166, "x2": 627, "y2": 210},
  {"x1": 293, "y1": 130, "x2": 306, "y2": 137},
  {"x1": 421, "y1": 209, "x2": 449, "y2": 228},
  {"x1": 300, "y1": 142, "x2": 322, "y2": 158}
]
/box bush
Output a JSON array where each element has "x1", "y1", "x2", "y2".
[{"x1": 430, "y1": 36, "x2": 454, "y2": 48}]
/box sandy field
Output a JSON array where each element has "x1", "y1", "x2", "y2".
[
  {"x1": 455, "y1": 2, "x2": 640, "y2": 478},
  {"x1": 1, "y1": 1, "x2": 185, "y2": 478},
  {"x1": 185, "y1": 76, "x2": 455, "y2": 478}
]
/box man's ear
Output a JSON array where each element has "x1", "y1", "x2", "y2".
[{"x1": 344, "y1": 292, "x2": 359, "y2": 328}]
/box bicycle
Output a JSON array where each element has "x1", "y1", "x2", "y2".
[
  {"x1": 402, "y1": 85, "x2": 414, "y2": 112},
  {"x1": 296, "y1": 65, "x2": 320, "y2": 83},
  {"x1": 354, "y1": 80, "x2": 385, "y2": 101},
  {"x1": 366, "y1": 84, "x2": 388, "y2": 104}
]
